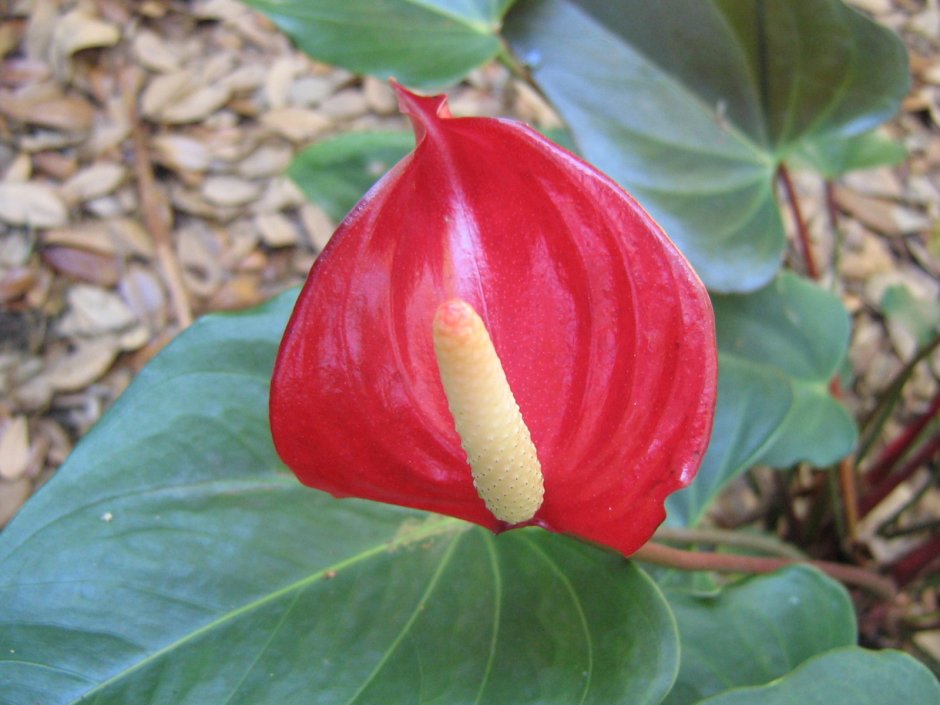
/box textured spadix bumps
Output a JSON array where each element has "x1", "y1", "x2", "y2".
[
  {"x1": 433, "y1": 298, "x2": 544, "y2": 524},
  {"x1": 270, "y1": 84, "x2": 717, "y2": 556}
]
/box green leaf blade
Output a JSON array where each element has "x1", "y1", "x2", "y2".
[
  {"x1": 504, "y1": 0, "x2": 781, "y2": 292},
  {"x1": 288, "y1": 132, "x2": 414, "y2": 222},
  {"x1": 663, "y1": 566, "x2": 858, "y2": 705},
  {"x1": 243, "y1": 0, "x2": 513, "y2": 87},
  {"x1": 756, "y1": 380, "x2": 858, "y2": 468},
  {"x1": 504, "y1": 0, "x2": 909, "y2": 291},
  {"x1": 791, "y1": 129, "x2": 907, "y2": 179},
  {"x1": 713, "y1": 273, "x2": 858, "y2": 469},
  {"x1": 713, "y1": 273, "x2": 850, "y2": 381},
  {"x1": 692, "y1": 647, "x2": 940, "y2": 705}
]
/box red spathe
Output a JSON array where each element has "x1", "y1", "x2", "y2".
[{"x1": 270, "y1": 84, "x2": 718, "y2": 556}]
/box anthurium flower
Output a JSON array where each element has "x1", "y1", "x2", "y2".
[{"x1": 270, "y1": 84, "x2": 717, "y2": 556}]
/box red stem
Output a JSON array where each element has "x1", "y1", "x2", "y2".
[
  {"x1": 859, "y1": 431, "x2": 940, "y2": 517},
  {"x1": 891, "y1": 531, "x2": 940, "y2": 587},
  {"x1": 865, "y1": 391, "x2": 940, "y2": 487},
  {"x1": 778, "y1": 163, "x2": 819, "y2": 280}
]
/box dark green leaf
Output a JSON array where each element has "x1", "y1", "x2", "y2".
[
  {"x1": 504, "y1": 0, "x2": 909, "y2": 291},
  {"x1": 243, "y1": 0, "x2": 515, "y2": 87},
  {"x1": 0, "y1": 291, "x2": 678, "y2": 705},
  {"x1": 289, "y1": 131, "x2": 414, "y2": 222},
  {"x1": 713, "y1": 272, "x2": 857, "y2": 468},
  {"x1": 792, "y1": 129, "x2": 907, "y2": 179},
  {"x1": 692, "y1": 647, "x2": 940, "y2": 705},
  {"x1": 662, "y1": 566, "x2": 856, "y2": 705}
]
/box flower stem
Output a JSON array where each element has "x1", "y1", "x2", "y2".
[{"x1": 634, "y1": 541, "x2": 895, "y2": 600}]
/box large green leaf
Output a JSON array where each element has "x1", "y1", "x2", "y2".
[
  {"x1": 289, "y1": 132, "x2": 414, "y2": 222},
  {"x1": 663, "y1": 566, "x2": 856, "y2": 705},
  {"x1": 503, "y1": 0, "x2": 909, "y2": 291},
  {"x1": 692, "y1": 647, "x2": 940, "y2": 705},
  {"x1": 242, "y1": 0, "x2": 515, "y2": 87},
  {"x1": 713, "y1": 272, "x2": 857, "y2": 468},
  {"x1": 0, "y1": 291, "x2": 679, "y2": 705}
]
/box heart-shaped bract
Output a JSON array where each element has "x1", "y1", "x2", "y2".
[{"x1": 270, "y1": 84, "x2": 717, "y2": 556}]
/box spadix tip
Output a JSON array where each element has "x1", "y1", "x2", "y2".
[{"x1": 433, "y1": 299, "x2": 477, "y2": 340}]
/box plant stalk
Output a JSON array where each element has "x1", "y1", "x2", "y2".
[
  {"x1": 858, "y1": 332, "x2": 940, "y2": 462},
  {"x1": 653, "y1": 526, "x2": 806, "y2": 559},
  {"x1": 778, "y1": 163, "x2": 819, "y2": 280},
  {"x1": 859, "y1": 431, "x2": 940, "y2": 517},
  {"x1": 635, "y1": 541, "x2": 895, "y2": 600},
  {"x1": 865, "y1": 391, "x2": 940, "y2": 487},
  {"x1": 891, "y1": 531, "x2": 940, "y2": 587},
  {"x1": 830, "y1": 377, "x2": 860, "y2": 541}
]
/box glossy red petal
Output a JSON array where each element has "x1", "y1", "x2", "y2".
[{"x1": 270, "y1": 85, "x2": 717, "y2": 556}]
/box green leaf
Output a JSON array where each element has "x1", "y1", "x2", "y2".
[
  {"x1": 882, "y1": 283, "x2": 940, "y2": 348},
  {"x1": 289, "y1": 131, "x2": 415, "y2": 222},
  {"x1": 243, "y1": 0, "x2": 515, "y2": 87},
  {"x1": 662, "y1": 566, "x2": 856, "y2": 705},
  {"x1": 0, "y1": 291, "x2": 678, "y2": 705},
  {"x1": 504, "y1": 0, "x2": 910, "y2": 291},
  {"x1": 713, "y1": 272, "x2": 857, "y2": 468},
  {"x1": 666, "y1": 355, "x2": 792, "y2": 527},
  {"x1": 692, "y1": 647, "x2": 940, "y2": 705},
  {"x1": 756, "y1": 380, "x2": 857, "y2": 468},
  {"x1": 792, "y1": 129, "x2": 907, "y2": 179}
]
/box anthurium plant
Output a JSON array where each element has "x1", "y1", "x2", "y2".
[{"x1": 2, "y1": 1, "x2": 939, "y2": 704}]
